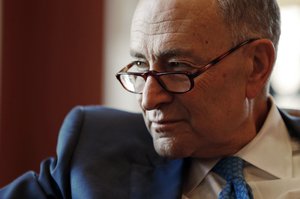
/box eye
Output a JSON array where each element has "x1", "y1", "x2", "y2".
[
  {"x1": 130, "y1": 61, "x2": 149, "y2": 72},
  {"x1": 168, "y1": 61, "x2": 196, "y2": 72}
]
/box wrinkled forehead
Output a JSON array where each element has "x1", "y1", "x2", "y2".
[
  {"x1": 132, "y1": 0, "x2": 217, "y2": 33},
  {"x1": 130, "y1": 0, "x2": 231, "y2": 58},
  {"x1": 134, "y1": 0, "x2": 214, "y2": 20}
]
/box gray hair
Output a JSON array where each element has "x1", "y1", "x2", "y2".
[{"x1": 216, "y1": 0, "x2": 281, "y2": 51}]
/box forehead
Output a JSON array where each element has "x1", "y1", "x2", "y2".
[{"x1": 130, "y1": 0, "x2": 231, "y2": 59}]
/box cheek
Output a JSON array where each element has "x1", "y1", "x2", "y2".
[
  {"x1": 180, "y1": 70, "x2": 247, "y2": 132},
  {"x1": 195, "y1": 68, "x2": 247, "y2": 105}
]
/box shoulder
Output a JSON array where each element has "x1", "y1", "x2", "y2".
[
  {"x1": 58, "y1": 105, "x2": 157, "y2": 160},
  {"x1": 59, "y1": 106, "x2": 163, "y2": 198},
  {"x1": 48, "y1": 106, "x2": 162, "y2": 198}
]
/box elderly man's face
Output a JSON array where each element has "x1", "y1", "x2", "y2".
[{"x1": 131, "y1": 0, "x2": 256, "y2": 158}]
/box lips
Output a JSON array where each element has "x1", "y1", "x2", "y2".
[
  {"x1": 145, "y1": 110, "x2": 183, "y2": 131},
  {"x1": 149, "y1": 117, "x2": 183, "y2": 125},
  {"x1": 150, "y1": 119, "x2": 180, "y2": 124},
  {"x1": 150, "y1": 120, "x2": 183, "y2": 132}
]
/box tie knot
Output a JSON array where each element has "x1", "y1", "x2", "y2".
[
  {"x1": 212, "y1": 156, "x2": 253, "y2": 199},
  {"x1": 213, "y1": 156, "x2": 245, "y2": 181}
]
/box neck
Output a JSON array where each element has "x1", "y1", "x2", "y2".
[{"x1": 252, "y1": 95, "x2": 271, "y2": 133}]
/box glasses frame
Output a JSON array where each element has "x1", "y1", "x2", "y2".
[{"x1": 116, "y1": 38, "x2": 259, "y2": 94}]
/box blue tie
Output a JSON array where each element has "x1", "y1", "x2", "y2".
[{"x1": 212, "y1": 156, "x2": 253, "y2": 199}]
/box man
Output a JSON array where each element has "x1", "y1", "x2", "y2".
[
  {"x1": 1, "y1": 0, "x2": 300, "y2": 198},
  {"x1": 116, "y1": 0, "x2": 300, "y2": 198}
]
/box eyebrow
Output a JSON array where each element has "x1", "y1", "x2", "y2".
[
  {"x1": 130, "y1": 50, "x2": 146, "y2": 59},
  {"x1": 130, "y1": 48, "x2": 206, "y2": 64}
]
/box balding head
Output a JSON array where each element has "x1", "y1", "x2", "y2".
[
  {"x1": 133, "y1": 0, "x2": 281, "y2": 51},
  {"x1": 131, "y1": 0, "x2": 233, "y2": 61}
]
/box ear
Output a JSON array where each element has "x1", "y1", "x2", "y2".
[{"x1": 246, "y1": 39, "x2": 275, "y2": 99}]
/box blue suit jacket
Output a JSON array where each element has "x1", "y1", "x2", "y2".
[{"x1": 0, "y1": 106, "x2": 299, "y2": 199}]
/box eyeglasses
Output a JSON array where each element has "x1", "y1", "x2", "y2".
[{"x1": 116, "y1": 38, "x2": 259, "y2": 94}]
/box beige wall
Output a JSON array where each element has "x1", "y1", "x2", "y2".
[
  {"x1": 278, "y1": 0, "x2": 300, "y2": 6},
  {"x1": 103, "y1": 0, "x2": 140, "y2": 112}
]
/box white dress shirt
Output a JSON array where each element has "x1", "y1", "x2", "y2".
[{"x1": 182, "y1": 97, "x2": 300, "y2": 199}]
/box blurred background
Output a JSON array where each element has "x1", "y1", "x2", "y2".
[{"x1": 0, "y1": 0, "x2": 299, "y2": 187}]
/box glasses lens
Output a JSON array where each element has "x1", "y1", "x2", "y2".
[
  {"x1": 119, "y1": 74, "x2": 145, "y2": 93},
  {"x1": 159, "y1": 74, "x2": 191, "y2": 93},
  {"x1": 119, "y1": 73, "x2": 192, "y2": 94}
]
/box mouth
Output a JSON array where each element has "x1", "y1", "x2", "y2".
[{"x1": 150, "y1": 120, "x2": 183, "y2": 132}]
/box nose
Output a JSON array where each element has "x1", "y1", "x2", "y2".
[{"x1": 141, "y1": 76, "x2": 173, "y2": 110}]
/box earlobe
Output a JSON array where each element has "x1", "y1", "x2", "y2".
[{"x1": 246, "y1": 39, "x2": 275, "y2": 99}]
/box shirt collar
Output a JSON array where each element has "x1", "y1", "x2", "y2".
[
  {"x1": 184, "y1": 96, "x2": 293, "y2": 194},
  {"x1": 183, "y1": 158, "x2": 219, "y2": 195}
]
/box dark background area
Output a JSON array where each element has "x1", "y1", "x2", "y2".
[{"x1": 0, "y1": 0, "x2": 104, "y2": 186}]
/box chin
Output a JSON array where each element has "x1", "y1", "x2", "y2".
[{"x1": 153, "y1": 138, "x2": 189, "y2": 159}]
